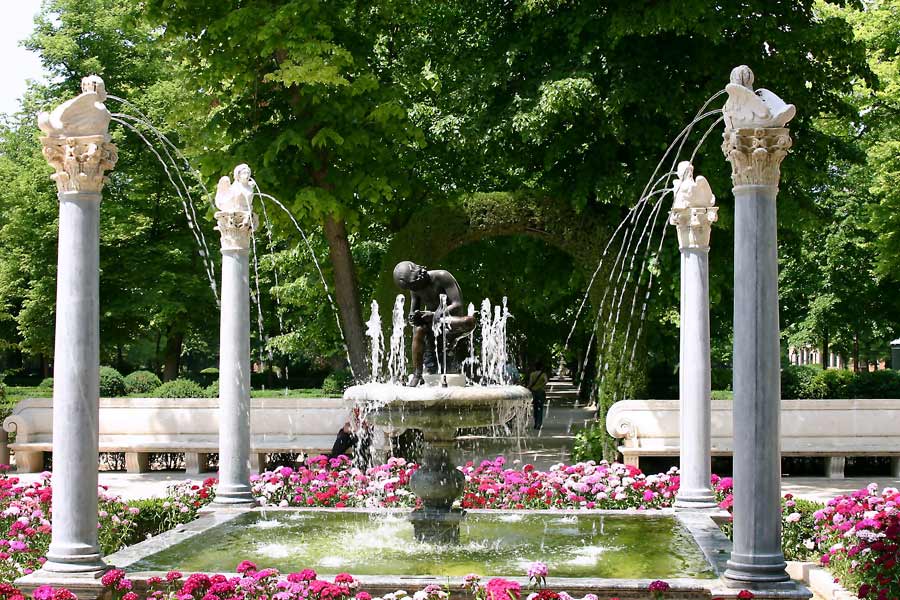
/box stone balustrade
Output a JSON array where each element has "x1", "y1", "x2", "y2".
[
  {"x1": 606, "y1": 398, "x2": 900, "y2": 478},
  {"x1": 3, "y1": 397, "x2": 355, "y2": 474}
]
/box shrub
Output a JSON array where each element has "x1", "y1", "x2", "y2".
[
  {"x1": 710, "y1": 389, "x2": 733, "y2": 400},
  {"x1": 711, "y1": 367, "x2": 732, "y2": 391},
  {"x1": 848, "y1": 369, "x2": 900, "y2": 398},
  {"x1": 205, "y1": 380, "x2": 219, "y2": 398},
  {"x1": 322, "y1": 370, "x2": 353, "y2": 396},
  {"x1": 571, "y1": 421, "x2": 608, "y2": 463},
  {"x1": 781, "y1": 495, "x2": 822, "y2": 561},
  {"x1": 815, "y1": 368, "x2": 854, "y2": 399},
  {"x1": 124, "y1": 370, "x2": 162, "y2": 395},
  {"x1": 152, "y1": 378, "x2": 205, "y2": 398},
  {"x1": 99, "y1": 366, "x2": 126, "y2": 397},
  {"x1": 38, "y1": 377, "x2": 54, "y2": 389},
  {"x1": 780, "y1": 365, "x2": 821, "y2": 399}
]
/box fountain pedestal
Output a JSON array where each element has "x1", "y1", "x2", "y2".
[
  {"x1": 408, "y1": 442, "x2": 466, "y2": 544},
  {"x1": 344, "y1": 382, "x2": 530, "y2": 544}
]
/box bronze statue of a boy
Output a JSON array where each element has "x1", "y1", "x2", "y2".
[{"x1": 393, "y1": 261, "x2": 476, "y2": 385}]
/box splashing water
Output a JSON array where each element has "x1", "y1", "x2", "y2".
[
  {"x1": 431, "y1": 294, "x2": 449, "y2": 376},
  {"x1": 252, "y1": 188, "x2": 355, "y2": 379},
  {"x1": 565, "y1": 90, "x2": 728, "y2": 409},
  {"x1": 479, "y1": 298, "x2": 512, "y2": 385},
  {"x1": 365, "y1": 300, "x2": 384, "y2": 382},
  {"x1": 109, "y1": 114, "x2": 219, "y2": 304},
  {"x1": 387, "y1": 295, "x2": 407, "y2": 384}
]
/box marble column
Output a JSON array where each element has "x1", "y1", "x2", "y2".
[
  {"x1": 669, "y1": 162, "x2": 718, "y2": 509},
  {"x1": 721, "y1": 66, "x2": 794, "y2": 585},
  {"x1": 37, "y1": 77, "x2": 118, "y2": 575},
  {"x1": 213, "y1": 177, "x2": 258, "y2": 506}
]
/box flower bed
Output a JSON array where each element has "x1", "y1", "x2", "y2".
[
  {"x1": 16, "y1": 561, "x2": 760, "y2": 600},
  {"x1": 0, "y1": 468, "x2": 214, "y2": 582},
  {"x1": 252, "y1": 456, "x2": 680, "y2": 511},
  {"x1": 814, "y1": 483, "x2": 900, "y2": 600}
]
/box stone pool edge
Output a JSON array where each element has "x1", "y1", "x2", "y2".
[{"x1": 101, "y1": 507, "x2": 812, "y2": 600}]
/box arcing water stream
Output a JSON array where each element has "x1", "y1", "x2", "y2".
[{"x1": 565, "y1": 91, "x2": 726, "y2": 408}]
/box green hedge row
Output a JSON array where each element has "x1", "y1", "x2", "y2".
[{"x1": 781, "y1": 365, "x2": 900, "y2": 399}]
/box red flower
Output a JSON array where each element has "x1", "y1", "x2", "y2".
[{"x1": 737, "y1": 591, "x2": 755, "y2": 599}]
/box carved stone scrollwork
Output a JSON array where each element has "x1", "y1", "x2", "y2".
[
  {"x1": 215, "y1": 211, "x2": 258, "y2": 252},
  {"x1": 669, "y1": 207, "x2": 719, "y2": 250},
  {"x1": 40, "y1": 135, "x2": 118, "y2": 194},
  {"x1": 722, "y1": 127, "x2": 792, "y2": 188}
]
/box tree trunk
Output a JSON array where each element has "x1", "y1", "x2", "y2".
[
  {"x1": 163, "y1": 330, "x2": 184, "y2": 381},
  {"x1": 854, "y1": 330, "x2": 860, "y2": 373},
  {"x1": 322, "y1": 214, "x2": 369, "y2": 380},
  {"x1": 821, "y1": 330, "x2": 829, "y2": 370}
]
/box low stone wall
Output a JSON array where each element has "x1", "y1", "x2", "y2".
[
  {"x1": 3, "y1": 396, "x2": 354, "y2": 473},
  {"x1": 606, "y1": 398, "x2": 900, "y2": 477}
]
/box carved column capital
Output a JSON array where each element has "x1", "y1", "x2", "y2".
[
  {"x1": 215, "y1": 211, "x2": 258, "y2": 251},
  {"x1": 40, "y1": 135, "x2": 118, "y2": 194},
  {"x1": 722, "y1": 127, "x2": 792, "y2": 188},
  {"x1": 669, "y1": 206, "x2": 719, "y2": 250}
]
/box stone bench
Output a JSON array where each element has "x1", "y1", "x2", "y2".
[
  {"x1": 605, "y1": 398, "x2": 900, "y2": 478},
  {"x1": 3, "y1": 396, "x2": 355, "y2": 474}
]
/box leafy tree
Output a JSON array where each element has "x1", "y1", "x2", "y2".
[
  {"x1": 142, "y1": 0, "x2": 429, "y2": 379},
  {"x1": 0, "y1": 0, "x2": 221, "y2": 379}
]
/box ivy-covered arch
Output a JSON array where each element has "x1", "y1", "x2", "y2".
[{"x1": 374, "y1": 191, "x2": 611, "y2": 312}]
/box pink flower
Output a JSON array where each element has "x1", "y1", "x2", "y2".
[
  {"x1": 485, "y1": 578, "x2": 520, "y2": 600},
  {"x1": 526, "y1": 561, "x2": 548, "y2": 579}
]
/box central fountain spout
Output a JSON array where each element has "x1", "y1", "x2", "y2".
[{"x1": 345, "y1": 261, "x2": 530, "y2": 545}]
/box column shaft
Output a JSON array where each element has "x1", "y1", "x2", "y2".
[
  {"x1": 725, "y1": 183, "x2": 789, "y2": 583},
  {"x1": 43, "y1": 193, "x2": 104, "y2": 573},
  {"x1": 675, "y1": 248, "x2": 716, "y2": 507},
  {"x1": 216, "y1": 247, "x2": 254, "y2": 503}
]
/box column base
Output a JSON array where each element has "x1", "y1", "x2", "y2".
[
  {"x1": 213, "y1": 484, "x2": 256, "y2": 506},
  {"x1": 674, "y1": 489, "x2": 718, "y2": 509},
  {"x1": 40, "y1": 546, "x2": 107, "y2": 574},
  {"x1": 16, "y1": 566, "x2": 107, "y2": 600},
  {"x1": 724, "y1": 552, "x2": 790, "y2": 585}
]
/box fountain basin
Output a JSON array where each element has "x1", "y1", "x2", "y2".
[
  {"x1": 344, "y1": 383, "x2": 531, "y2": 435},
  {"x1": 109, "y1": 508, "x2": 718, "y2": 580}
]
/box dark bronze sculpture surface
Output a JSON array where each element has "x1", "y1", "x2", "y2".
[{"x1": 393, "y1": 261, "x2": 476, "y2": 386}]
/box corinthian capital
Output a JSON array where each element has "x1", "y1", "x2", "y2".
[
  {"x1": 670, "y1": 207, "x2": 719, "y2": 250},
  {"x1": 38, "y1": 76, "x2": 117, "y2": 194},
  {"x1": 40, "y1": 135, "x2": 118, "y2": 194},
  {"x1": 216, "y1": 211, "x2": 258, "y2": 251},
  {"x1": 721, "y1": 128, "x2": 792, "y2": 187}
]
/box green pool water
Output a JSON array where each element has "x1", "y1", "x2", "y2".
[{"x1": 129, "y1": 511, "x2": 715, "y2": 579}]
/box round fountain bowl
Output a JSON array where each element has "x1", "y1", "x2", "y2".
[{"x1": 343, "y1": 382, "x2": 531, "y2": 439}]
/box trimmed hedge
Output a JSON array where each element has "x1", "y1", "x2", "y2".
[
  {"x1": 322, "y1": 370, "x2": 353, "y2": 396},
  {"x1": 124, "y1": 370, "x2": 162, "y2": 395},
  {"x1": 205, "y1": 380, "x2": 219, "y2": 398},
  {"x1": 38, "y1": 377, "x2": 53, "y2": 390},
  {"x1": 152, "y1": 378, "x2": 205, "y2": 398},
  {"x1": 781, "y1": 365, "x2": 900, "y2": 399},
  {"x1": 99, "y1": 366, "x2": 126, "y2": 397}
]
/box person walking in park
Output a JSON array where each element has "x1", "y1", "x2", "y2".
[{"x1": 527, "y1": 360, "x2": 549, "y2": 430}]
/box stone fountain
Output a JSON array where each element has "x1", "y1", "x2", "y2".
[{"x1": 344, "y1": 261, "x2": 531, "y2": 543}]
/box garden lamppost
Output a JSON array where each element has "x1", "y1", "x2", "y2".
[
  {"x1": 213, "y1": 164, "x2": 258, "y2": 505},
  {"x1": 669, "y1": 161, "x2": 718, "y2": 509},
  {"x1": 36, "y1": 76, "x2": 118, "y2": 575},
  {"x1": 722, "y1": 65, "x2": 795, "y2": 585}
]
